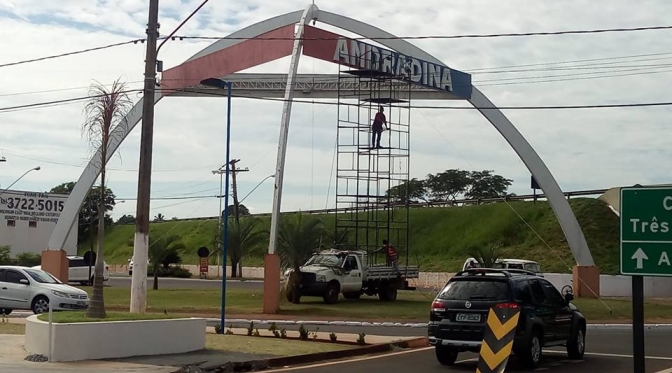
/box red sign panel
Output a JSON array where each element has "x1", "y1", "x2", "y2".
[{"x1": 199, "y1": 257, "x2": 208, "y2": 273}]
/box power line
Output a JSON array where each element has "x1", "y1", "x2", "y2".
[
  {"x1": 0, "y1": 39, "x2": 144, "y2": 68},
  {"x1": 0, "y1": 90, "x2": 142, "y2": 113},
  {"x1": 180, "y1": 24, "x2": 672, "y2": 41},
  {"x1": 2, "y1": 24, "x2": 672, "y2": 70},
  {"x1": 171, "y1": 87, "x2": 672, "y2": 110}
]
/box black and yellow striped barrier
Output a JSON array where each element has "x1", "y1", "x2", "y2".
[{"x1": 476, "y1": 305, "x2": 521, "y2": 373}]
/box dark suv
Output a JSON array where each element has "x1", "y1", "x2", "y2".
[{"x1": 428, "y1": 268, "x2": 586, "y2": 369}]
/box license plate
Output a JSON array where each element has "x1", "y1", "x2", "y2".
[
  {"x1": 77, "y1": 301, "x2": 86, "y2": 306},
  {"x1": 456, "y1": 313, "x2": 480, "y2": 322}
]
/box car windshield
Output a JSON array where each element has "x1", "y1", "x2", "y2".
[
  {"x1": 524, "y1": 263, "x2": 541, "y2": 273},
  {"x1": 304, "y1": 254, "x2": 343, "y2": 267},
  {"x1": 437, "y1": 280, "x2": 510, "y2": 301},
  {"x1": 24, "y1": 269, "x2": 62, "y2": 284}
]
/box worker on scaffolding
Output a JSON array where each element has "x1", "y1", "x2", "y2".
[
  {"x1": 378, "y1": 239, "x2": 401, "y2": 276},
  {"x1": 371, "y1": 106, "x2": 388, "y2": 149}
]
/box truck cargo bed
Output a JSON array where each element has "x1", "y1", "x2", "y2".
[{"x1": 366, "y1": 265, "x2": 419, "y2": 280}]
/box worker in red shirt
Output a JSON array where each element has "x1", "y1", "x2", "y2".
[
  {"x1": 378, "y1": 239, "x2": 401, "y2": 276},
  {"x1": 371, "y1": 106, "x2": 388, "y2": 149}
]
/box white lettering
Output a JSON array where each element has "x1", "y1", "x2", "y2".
[
  {"x1": 421, "y1": 61, "x2": 428, "y2": 85},
  {"x1": 350, "y1": 40, "x2": 366, "y2": 68},
  {"x1": 664, "y1": 196, "x2": 672, "y2": 211},
  {"x1": 662, "y1": 222, "x2": 669, "y2": 233},
  {"x1": 651, "y1": 217, "x2": 659, "y2": 233},
  {"x1": 380, "y1": 50, "x2": 393, "y2": 73},
  {"x1": 370, "y1": 46, "x2": 381, "y2": 71},
  {"x1": 441, "y1": 67, "x2": 453, "y2": 91},
  {"x1": 333, "y1": 38, "x2": 349, "y2": 64},
  {"x1": 410, "y1": 59, "x2": 422, "y2": 83},
  {"x1": 428, "y1": 64, "x2": 441, "y2": 88},
  {"x1": 659, "y1": 251, "x2": 671, "y2": 266},
  {"x1": 630, "y1": 218, "x2": 640, "y2": 232},
  {"x1": 395, "y1": 55, "x2": 407, "y2": 76}
]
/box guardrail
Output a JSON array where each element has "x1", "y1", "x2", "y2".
[{"x1": 124, "y1": 188, "x2": 608, "y2": 225}]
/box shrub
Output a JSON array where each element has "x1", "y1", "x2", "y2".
[
  {"x1": 247, "y1": 321, "x2": 254, "y2": 336},
  {"x1": 147, "y1": 266, "x2": 191, "y2": 278},
  {"x1": 298, "y1": 325, "x2": 309, "y2": 340},
  {"x1": 357, "y1": 333, "x2": 366, "y2": 346},
  {"x1": 15, "y1": 252, "x2": 41, "y2": 267},
  {"x1": 214, "y1": 324, "x2": 223, "y2": 334},
  {"x1": 329, "y1": 332, "x2": 337, "y2": 342}
]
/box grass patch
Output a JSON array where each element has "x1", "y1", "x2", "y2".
[
  {"x1": 74, "y1": 287, "x2": 672, "y2": 322},
  {"x1": 206, "y1": 334, "x2": 352, "y2": 356},
  {"x1": 0, "y1": 323, "x2": 25, "y2": 334},
  {"x1": 97, "y1": 198, "x2": 621, "y2": 274},
  {"x1": 36, "y1": 311, "x2": 180, "y2": 323}
]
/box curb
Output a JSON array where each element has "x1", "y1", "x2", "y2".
[
  {"x1": 208, "y1": 318, "x2": 428, "y2": 328},
  {"x1": 207, "y1": 318, "x2": 672, "y2": 330},
  {"x1": 173, "y1": 337, "x2": 428, "y2": 372}
]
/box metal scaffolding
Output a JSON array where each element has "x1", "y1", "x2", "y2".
[{"x1": 334, "y1": 67, "x2": 412, "y2": 266}]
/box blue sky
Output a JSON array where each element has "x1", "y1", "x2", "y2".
[{"x1": 1, "y1": 0, "x2": 672, "y2": 220}]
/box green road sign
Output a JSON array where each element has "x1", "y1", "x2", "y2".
[{"x1": 620, "y1": 187, "x2": 672, "y2": 277}]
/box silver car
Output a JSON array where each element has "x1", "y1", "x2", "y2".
[{"x1": 0, "y1": 266, "x2": 90, "y2": 315}]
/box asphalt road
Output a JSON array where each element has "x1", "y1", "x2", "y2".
[
  {"x1": 107, "y1": 275, "x2": 265, "y2": 290},
  {"x1": 271, "y1": 329, "x2": 672, "y2": 373}
]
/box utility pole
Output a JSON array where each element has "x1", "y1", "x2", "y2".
[
  {"x1": 228, "y1": 159, "x2": 248, "y2": 225},
  {"x1": 131, "y1": 0, "x2": 160, "y2": 314}
]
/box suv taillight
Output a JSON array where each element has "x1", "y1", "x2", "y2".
[
  {"x1": 495, "y1": 302, "x2": 520, "y2": 309},
  {"x1": 431, "y1": 301, "x2": 446, "y2": 312}
]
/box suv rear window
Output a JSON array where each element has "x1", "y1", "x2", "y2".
[{"x1": 437, "y1": 280, "x2": 511, "y2": 301}]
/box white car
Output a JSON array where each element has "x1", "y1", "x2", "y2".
[
  {"x1": 0, "y1": 266, "x2": 90, "y2": 315},
  {"x1": 33, "y1": 255, "x2": 110, "y2": 285}
]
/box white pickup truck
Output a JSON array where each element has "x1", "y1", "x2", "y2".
[{"x1": 285, "y1": 249, "x2": 419, "y2": 304}]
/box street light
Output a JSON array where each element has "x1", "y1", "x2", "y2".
[
  {"x1": 200, "y1": 77, "x2": 232, "y2": 332},
  {"x1": 240, "y1": 174, "x2": 275, "y2": 204},
  {"x1": 0, "y1": 166, "x2": 41, "y2": 197}
]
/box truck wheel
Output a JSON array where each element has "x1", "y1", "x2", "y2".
[
  {"x1": 379, "y1": 282, "x2": 398, "y2": 301},
  {"x1": 323, "y1": 282, "x2": 340, "y2": 304},
  {"x1": 286, "y1": 287, "x2": 301, "y2": 304},
  {"x1": 343, "y1": 292, "x2": 362, "y2": 299}
]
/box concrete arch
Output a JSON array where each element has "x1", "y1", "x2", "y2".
[{"x1": 47, "y1": 4, "x2": 594, "y2": 268}]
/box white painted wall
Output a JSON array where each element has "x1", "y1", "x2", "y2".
[
  {"x1": 25, "y1": 315, "x2": 206, "y2": 362},
  {"x1": 107, "y1": 265, "x2": 672, "y2": 297},
  {"x1": 0, "y1": 190, "x2": 77, "y2": 256}
]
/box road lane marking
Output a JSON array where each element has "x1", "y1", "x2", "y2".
[
  {"x1": 545, "y1": 350, "x2": 672, "y2": 361},
  {"x1": 268, "y1": 347, "x2": 433, "y2": 371}
]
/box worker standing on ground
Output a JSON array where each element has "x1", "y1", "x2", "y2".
[
  {"x1": 378, "y1": 239, "x2": 401, "y2": 276},
  {"x1": 371, "y1": 106, "x2": 387, "y2": 149}
]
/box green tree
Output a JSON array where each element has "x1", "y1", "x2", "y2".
[
  {"x1": 227, "y1": 218, "x2": 267, "y2": 278},
  {"x1": 117, "y1": 214, "x2": 135, "y2": 224},
  {"x1": 425, "y1": 169, "x2": 471, "y2": 202},
  {"x1": 16, "y1": 252, "x2": 41, "y2": 267},
  {"x1": 49, "y1": 182, "x2": 116, "y2": 245},
  {"x1": 0, "y1": 246, "x2": 11, "y2": 265},
  {"x1": 148, "y1": 235, "x2": 186, "y2": 290},
  {"x1": 82, "y1": 78, "x2": 132, "y2": 319},
  {"x1": 465, "y1": 170, "x2": 513, "y2": 200},
  {"x1": 385, "y1": 178, "x2": 427, "y2": 204},
  {"x1": 277, "y1": 213, "x2": 325, "y2": 304},
  {"x1": 226, "y1": 204, "x2": 250, "y2": 218},
  {"x1": 465, "y1": 244, "x2": 501, "y2": 268}
]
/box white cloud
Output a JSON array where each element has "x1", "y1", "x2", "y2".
[{"x1": 1, "y1": 0, "x2": 671, "y2": 224}]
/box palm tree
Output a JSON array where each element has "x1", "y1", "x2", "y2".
[
  {"x1": 466, "y1": 244, "x2": 501, "y2": 268},
  {"x1": 277, "y1": 213, "x2": 325, "y2": 304},
  {"x1": 83, "y1": 79, "x2": 132, "y2": 318},
  {"x1": 154, "y1": 213, "x2": 165, "y2": 222},
  {"x1": 227, "y1": 218, "x2": 267, "y2": 278},
  {"x1": 148, "y1": 235, "x2": 186, "y2": 290}
]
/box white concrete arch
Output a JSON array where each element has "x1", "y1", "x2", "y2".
[{"x1": 47, "y1": 4, "x2": 594, "y2": 267}]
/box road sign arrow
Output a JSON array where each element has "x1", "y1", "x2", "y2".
[{"x1": 631, "y1": 248, "x2": 649, "y2": 269}]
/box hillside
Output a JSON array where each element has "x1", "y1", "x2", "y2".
[{"x1": 92, "y1": 197, "x2": 620, "y2": 274}]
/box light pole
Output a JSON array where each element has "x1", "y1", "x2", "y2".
[
  {"x1": 239, "y1": 174, "x2": 275, "y2": 204},
  {"x1": 200, "y1": 77, "x2": 232, "y2": 333},
  {"x1": 0, "y1": 166, "x2": 41, "y2": 197}
]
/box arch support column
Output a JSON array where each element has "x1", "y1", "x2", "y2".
[{"x1": 469, "y1": 87, "x2": 599, "y2": 297}]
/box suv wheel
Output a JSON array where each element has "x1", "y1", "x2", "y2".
[
  {"x1": 521, "y1": 330, "x2": 542, "y2": 369},
  {"x1": 435, "y1": 345, "x2": 458, "y2": 365},
  {"x1": 567, "y1": 326, "x2": 586, "y2": 359}
]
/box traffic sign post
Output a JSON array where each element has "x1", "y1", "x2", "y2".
[{"x1": 619, "y1": 186, "x2": 672, "y2": 373}]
